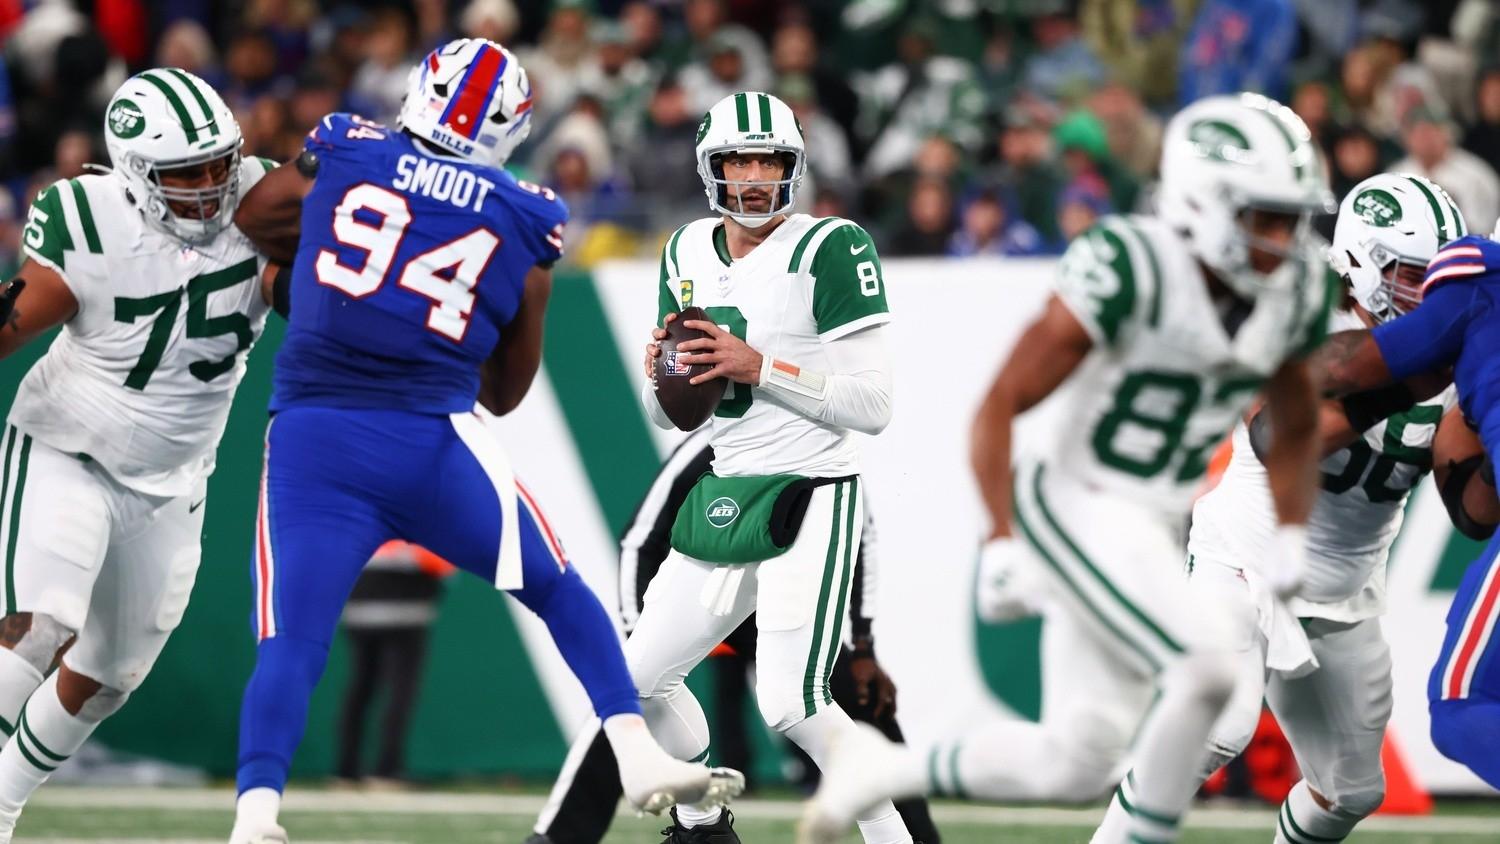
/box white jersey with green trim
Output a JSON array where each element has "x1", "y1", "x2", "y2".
[
  {"x1": 656, "y1": 213, "x2": 891, "y2": 478},
  {"x1": 1192, "y1": 308, "x2": 1458, "y2": 621},
  {"x1": 1032, "y1": 214, "x2": 1337, "y2": 518},
  {"x1": 8, "y1": 157, "x2": 275, "y2": 498}
]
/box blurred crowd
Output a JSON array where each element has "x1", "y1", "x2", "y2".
[{"x1": 5, "y1": 0, "x2": 1500, "y2": 269}]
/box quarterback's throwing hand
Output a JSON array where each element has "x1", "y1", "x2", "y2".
[{"x1": 677, "y1": 319, "x2": 764, "y2": 386}]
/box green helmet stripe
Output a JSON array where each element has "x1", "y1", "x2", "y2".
[
  {"x1": 1448, "y1": 196, "x2": 1466, "y2": 237},
  {"x1": 734, "y1": 92, "x2": 749, "y2": 132},
  {"x1": 757, "y1": 93, "x2": 772, "y2": 133},
  {"x1": 67, "y1": 180, "x2": 102, "y2": 254},
  {"x1": 1259, "y1": 108, "x2": 1304, "y2": 181},
  {"x1": 139, "y1": 71, "x2": 200, "y2": 143},
  {"x1": 164, "y1": 68, "x2": 218, "y2": 139},
  {"x1": 1406, "y1": 176, "x2": 1449, "y2": 243}
]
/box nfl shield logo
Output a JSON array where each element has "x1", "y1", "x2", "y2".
[{"x1": 665, "y1": 350, "x2": 691, "y2": 376}]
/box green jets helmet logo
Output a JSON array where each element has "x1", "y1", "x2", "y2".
[
  {"x1": 1187, "y1": 119, "x2": 1251, "y2": 161},
  {"x1": 108, "y1": 99, "x2": 146, "y2": 139},
  {"x1": 1352, "y1": 189, "x2": 1402, "y2": 227},
  {"x1": 706, "y1": 497, "x2": 739, "y2": 528},
  {"x1": 696, "y1": 111, "x2": 712, "y2": 145}
]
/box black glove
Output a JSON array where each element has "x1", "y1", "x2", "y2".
[{"x1": 0, "y1": 280, "x2": 26, "y2": 329}]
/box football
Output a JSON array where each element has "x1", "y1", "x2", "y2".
[{"x1": 653, "y1": 306, "x2": 725, "y2": 430}]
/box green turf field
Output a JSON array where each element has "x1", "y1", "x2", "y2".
[{"x1": 14, "y1": 787, "x2": 1500, "y2": 843}]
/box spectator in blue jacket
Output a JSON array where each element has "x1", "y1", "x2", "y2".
[{"x1": 1177, "y1": 0, "x2": 1298, "y2": 107}]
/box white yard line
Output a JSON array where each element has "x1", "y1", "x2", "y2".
[{"x1": 27, "y1": 787, "x2": 1500, "y2": 835}]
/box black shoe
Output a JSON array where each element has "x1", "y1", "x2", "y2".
[{"x1": 659, "y1": 807, "x2": 739, "y2": 843}]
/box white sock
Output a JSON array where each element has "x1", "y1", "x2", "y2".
[
  {"x1": 0, "y1": 651, "x2": 43, "y2": 748},
  {"x1": 673, "y1": 802, "x2": 723, "y2": 828},
  {"x1": 785, "y1": 707, "x2": 911, "y2": 842},
  {"x1": 0, "y1": 674, "x2": 97, "y2": 813},
  {"x1": 1275, "y1": 781, "x2": 1362, "y2": 844},
  {"x1": 1098, "y1": 656, "x2": 1234, "y2": 844},
  {"x1": 930, "y1": 719, "x2": 1117, "y2": 801},
  {"x1": 234, "y1": 786, "x2": 282, "y2": 830}
]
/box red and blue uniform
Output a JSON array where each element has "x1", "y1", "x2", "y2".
[
  {"x1": 1371, "y1": 234, "x2": 1500, "y2": 787},
  {"x1": 236, "y1": 113, "x2": 639, "y2": 796}
]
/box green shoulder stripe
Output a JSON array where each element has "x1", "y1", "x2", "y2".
[
  {"x1": 256, "y1": 156, "x2": 278, "y2": 174},
  {"x1": 666, "y1": 224, "x2": 689, "y2": 278},
  {"x1": 1112, "y1": 219, "x2": 1161, "y2": 328},
  {"x1": 788, "y1": 218, "x2": 837, "y2": 272},
  {"x1": 810, "y1": 222, "x2": 889, "y2": 337},
  {"x1": 22, "y1": 183, "x2": 75, "y2": 270},
  {"x1": 657, "y1": 225, "x2": 690, "y2": 323},
  {"x1": 1057, "y1": 223, "x2": 1137, "y2": 347},
  {"x1": 67, "y1": 180, "x2": 102, "y2": 254}
]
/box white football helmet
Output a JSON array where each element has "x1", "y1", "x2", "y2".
[
  {"x1": 695, "y1": 92, "x2": 806, "y2": 228},
  {"x1": 1330, "y1": 173, "x2": 1467, "y2": 322},
  {"x1": 103, "y1": 69, "x2": 242, "y2": 244},
  {"x1": 398, "y1": 38, "x2": 533, "y2": 168},
  {"x1": 1158, "y1": 93, "x2": 1337, "y2": 298}
]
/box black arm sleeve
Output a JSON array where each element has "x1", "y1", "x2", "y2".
[
  {"x1": 849, "y1": 505, "x2": 876, "y2": 642},
  {"x1": 271, "y1": 265, "x2": 292, "y2": 319},
  {"x1": 1440, "y1": 454, "x2": 1499, "y2": 541},
  {"x1": 1340, "y1": 384, "x2": 1417, "y2": 432}
]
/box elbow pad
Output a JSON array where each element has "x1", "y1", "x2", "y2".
[
  {"x1": 1441, "y1": 454, "x2": 1498, "y2": 541},
  {"x1": 295, "y1": 150, "x2": 319, "y2": 178},
  {"x1": 1340, "y1": 384, "x2": 1416, "y2": 432}
]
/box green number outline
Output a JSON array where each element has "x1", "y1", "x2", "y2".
[{"x1": 704, "y1": 305, "x2": 751, "y2": 418}]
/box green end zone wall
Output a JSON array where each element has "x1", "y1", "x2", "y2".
[{"x1": 1, "y1": 265, "x2": 1489, "y2": 792}]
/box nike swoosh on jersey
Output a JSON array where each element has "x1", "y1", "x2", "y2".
[
  {"x1": 850, "y1": 244, "x2": 869, "y2": 255},
  {"x1": 189, "y1": 499, "x2": 206, "y2": 513}
]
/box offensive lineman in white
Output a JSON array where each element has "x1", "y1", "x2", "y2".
[
  {"x1": 804, "y1": 93, "x2": 1335, "y2": 843},
  {"x1": 635, "y1": 91, "x2": 910, "y2": 843},
  {"x1": 1128, "y1": 173, "x2": 1499, "y2": 844},
  {"x1": 0, "y1": 71, "x2": 276, "y2": 840}
]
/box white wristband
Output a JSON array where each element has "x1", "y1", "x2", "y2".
[{"x1": 759, "y1": 357, "x2": 828, "y2": 400}]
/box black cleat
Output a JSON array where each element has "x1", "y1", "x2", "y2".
[{"x1": 660, "y1": 807, "x2": 740, "y2": 843}]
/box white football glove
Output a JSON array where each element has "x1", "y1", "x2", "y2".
[
  {"x1": 1266, "y1": 523, "x2": 1308, "y2": 601},
  {"x1": 974, "y1": 536, "x2": 1046, "y2": 623}
]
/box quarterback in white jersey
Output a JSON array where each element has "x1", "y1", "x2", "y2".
[
  {"x1": 1183, "y1": 173, "x2": 1497, "y2": 844},
  {"x1": 804, "y1": 94, "x2": 1336, "y2": 844},
  {"x1": 632, "y1": 91, "x2": 910, "y2": 843},
  {"x1": 0, "y1": 70, "x2": 276, "y2": 839}
]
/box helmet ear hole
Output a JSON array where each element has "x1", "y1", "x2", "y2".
[{"x1": 1345, "y1": 250, "x2": 1361, "y2": 269}]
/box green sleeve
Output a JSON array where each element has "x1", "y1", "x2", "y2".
[
  {"x1": 657, "y1": 252, "x2": 679, "y2": 325},
  {"x1": 810, "y1": 223, "x2": 889, "y2": 338},
  {"x1": 1054, "y1": 223, "x2": 1139, "y2": 348},
  {"x1": 21, "y1": 182, "x2": 75, "y2": 271}
]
